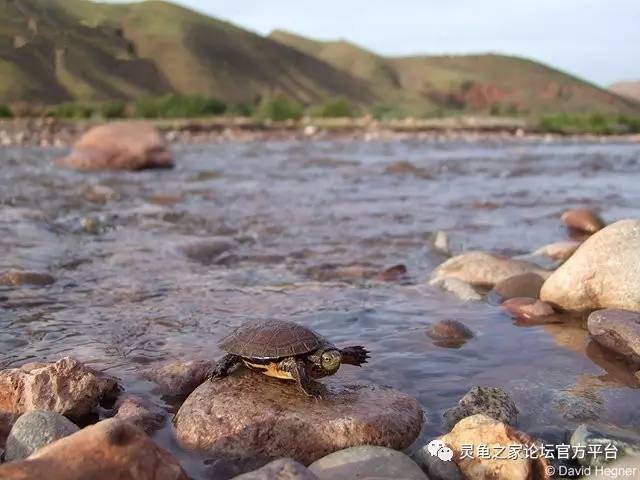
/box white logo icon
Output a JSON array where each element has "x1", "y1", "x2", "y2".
[{"x1": 426, "y1": 439, "x2": 454, "y2": 462}]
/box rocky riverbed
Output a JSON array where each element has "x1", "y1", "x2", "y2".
[{"x1": 1, "y1": 123, "x2": 640, "y2": 478}]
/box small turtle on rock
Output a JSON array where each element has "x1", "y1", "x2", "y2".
[{"x1": 210, "y1": 319, "x2": 369, "y2": 398}]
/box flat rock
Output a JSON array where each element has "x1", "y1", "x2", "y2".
[
  {"x1": 141, "y1": 359, "x2": 214, "y2": 397},
  {"x1": 174, "y1": 371, "x2": 423, "y2": 465},
  {"x1": 444, "y1": 386, "x2": 518, "y2": 429},
  {"x1": 114, "y1": 394, "x2": 166, "y2": 433},
  {"x1": 502, "y1": 297, "x2": 555, "y2": 320},
  {"x1": 570, "y1": 423, "x2": 640, "y2": 467},
  {"x1": 0, "y1": 270, "x2": 55, "y2": 287},
  {"x1": 441, "y1": 414, "x2": 549, "y2": 480},
  {"x1": 56, "y1": 122, "x2": 174, "y2": 171},
  {"x1": 231, "y1": 458, "x2": 318, "y2": 480},
  {"x1": 561, "y1": 208, "x2": 604, "y2": 233},
  {"x1": 308, "y1": 446, "x2": 427, "y2": 480},
  {"x1": 491, "y1": 273, "x2": 546, "y2": 300},
  {"x1": 4, "y1": 410, "x2": 79, "y2": 461},
  {"x1": 0, "y1": 419, "x2": 187, "y2": 479},
  {"x1": 432, "y1": 251, "x2": 549, "y2": 288},
  {"x1": 540, "y1": 220, "x2": 640, "y2": 312},
  {"x1": 588, "y1": 309, "x2": 640, "y2": 365},
  {"x1": 0, "y1": 357, "x2": 119, "y2": 419},
  {"x1": 429, "y1": 277, "x2": 482, "y2": 302}
]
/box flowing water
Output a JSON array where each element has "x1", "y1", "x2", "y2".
[{"x1": 1, "y1": 138, "x2": 640, "y2": 478}]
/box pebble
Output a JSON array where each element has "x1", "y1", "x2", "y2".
[
  {"x1": 427, "y1": 320, "x2": 474, "y2": 348},
  {"x1": 561, "y1": 208, "x2": 605, "y2": 233},
  {"x1": 502, "y1": 297, "x2": 555, "y2": 320}
]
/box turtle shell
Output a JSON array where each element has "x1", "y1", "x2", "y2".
[{"x1": 219, "y1": 319, "x2": 331, "y2": 359}]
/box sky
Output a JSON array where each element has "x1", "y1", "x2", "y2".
[{"x1": 104, "y1": 0, "x2": 639, "y2": 86}]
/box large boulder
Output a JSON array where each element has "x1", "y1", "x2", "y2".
[
  {"x1": 308, "y1": 446, "x2": 427, "y2": 480},
  {"x1": 432, "y1": 251, "x2": 549, "y2": 288},
  {"x1": 173, "y1": 371, "x2": 423, "y2": 465},
  {"x1": 0, "y1": 419, "x2": 187, "y2": 480},
  {"x1": 231, "y1": 458, "x2": 318, "y2": 480},
  {"x1": 141, "y1": 359, "x2": 214, "y2": 397},
  {"x1": 0, "y1": 357, "x2": 119, "y2": 418},
  {"x1": 4, "y1": 410, "x2": 79, "y2": 461},
  {"x1": 56, "y1": 122, "x2": 173, "y2": 171},
  {"x1": 540, "y1": 220, "x2": 640, "y2": 312},
  {"x1": 441, "y1": 414, "x2": 549, "y2": 480},
  {"x1": 588, "y1": 309, "x2": 640, "y2": 365}
]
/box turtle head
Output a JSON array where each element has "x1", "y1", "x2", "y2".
[{"x1": 319, "y1": 348, "x2": 341, "y2": 374}]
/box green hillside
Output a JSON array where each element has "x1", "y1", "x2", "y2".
[{"x1": 0, "y1": 0, "x2": 638, "y2": 117}]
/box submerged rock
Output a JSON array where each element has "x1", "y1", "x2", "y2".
[
  {"x1": 179, "y1": 238, "x2": 237, "y2": 265},
  {"x1": 0, "y1": 419, "x2": 187, "y2": 480},
  {"x1": 444, "y1": 386, "x2": 518, "y2": 428},
  {"x1": 427, "y1": 320, "x2": 474, "y2": 347},
  {"x1": 56, "y1": 122, "x2": 174, "y2": 171},
  {"x1": 432, "y1": 251, "x2": 549, "y2": 288},
  {"x1": 0, "y1": 357, "x2": 119, "y2": 419},
  {"x1": 4, "y1": 410, "x2": 79, "y2": 461},
  {"x1": 561, "y1": 208, "x2": 604, "y2": 233},
  {"x1": 441, "y1": 414, "x2": 549, "y2": 480},
  {"x1": 491, "y1": 273, "x2": 545, "y2": 300},
  {"x1": 502, "y1": 297, "x2": 555, "y2": 320},
  {"x1": 174, "y1": 371, "x2": 423, "y2": 464},
  {"x1": 0, "y1": 270, "x2": 55, "y2": 287},
  {"x1": 141, "y1": 359, "x2": 214, "y2": 397},
  {"x1": 114, "y1": 394, "x2": 165, "y2": 433},
  {"x1": 570, "y1": 423, "x2": 640, "y2": 467},
  {"x1": 588, "y1": 309, "x2": 640, "y2": 365},
  {"x1": 231, "y1": 458, "x2": 318, "y2": 480},
  {"x1": 308, "y1": 446, "x2": 427, "y2": 480},
  {"x1": 429, "y1": 277, "x2": 482, "y2": 302},
  {"x1": 540, "y1": 220, "x2": 640, "y2": 312},
  {"x1": 373, "y1": 264, "x2": 408, "y2": 282}
]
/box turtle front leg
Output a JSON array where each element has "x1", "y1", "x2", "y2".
[
  {"x1": 340, "y1": 346, "x2": 369, "y2": 366},
  {"x1": 209, "y1": 354, "x2": 242, "y2": 381},
  {"x1": 279, "y1": 357, "x2": 322, "y2": 399}
]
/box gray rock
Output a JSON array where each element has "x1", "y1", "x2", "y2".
[
  {"x1": 231, "y1": 458, "x2": 318, "y2": 480},
  {"x1": 4, "y1": 410, "x2": 79, "y2": 461},
  {"x1": 588, "y1": 309, "x2": 640, "y2": 365},
  {"x1": 412, "y1": 441, "x2": 465, "y2": 480},
  {"x1": 491, "y1": 273, "x2": 546, "y2": 300},
  {"x1": 444, "y1": 386, "x2": 518, "y2": 428},
  {"x1": 308, "y1": 446, "x2": 428, "y2": 480},
  {"x1": 571, "y1": 423, "x2": 640, "y2": 467}
]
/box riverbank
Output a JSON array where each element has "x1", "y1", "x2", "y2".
[{"x1": 1, "y1": 117, "x2": 639, "y2": 147}]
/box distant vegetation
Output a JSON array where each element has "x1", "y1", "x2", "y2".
[
  {"x1": 538, "y1": 113, "x2": 640, "y2": 135},
  {"x1": 255, "y1": 96, "x2": 304, "y2": 121},
  {"x1": 308, "y1": 98, "x2": 355, "y2": 118},
  {"x1": 133, "y1": 95, "x2": 227, "y2": 118},
  {"x1": 0, "y1": 105, "x2": 12, "y2": 118}
]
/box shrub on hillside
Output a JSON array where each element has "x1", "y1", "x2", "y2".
[
  {"x1": 256, "y1": 96, "x2": 303, "y2": 121},
  {"x1": 309, "y1": 98, "x2": 354, "y2": 118},
  {"x1": 134, "y1": 94, "x2": 226, "y2": 118},
  {"x1": 49, "y1": 102, "x2": 95, "y2": 119},
  {"x1": 99, "y1": 100, "x2": 127, "y2": 119},
  {"x1": 0, "y1": 105, "x2": 12, "y2": 118}
]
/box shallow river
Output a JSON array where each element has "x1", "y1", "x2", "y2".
[{"x1": 1, "y1": 138, "x2": 640, "y2": 478}]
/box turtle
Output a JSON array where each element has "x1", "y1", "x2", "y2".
[{"x1": 210, "y1": 319, "x2": 369, "y2": 398}]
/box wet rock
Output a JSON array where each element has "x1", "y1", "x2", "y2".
[
  {"x1": 232, "y1": 458, "x2": 318, "y2": 480},
  {"x1": 502, "y1": 297, "x2": 554, "y2": 320},
  {"x1": 441, "y1": 414, "x2": 549, "y2": 480},
  {"x1": 0, "y1": 270, "x2": 55, "y2": 287},
  {"x1": 308, "y1": 446, "x2": 427, "y2": 480},
  {"x1": 384, "y1": 160, "x2": 432, "y2": 179},
  {"x1": 0, "y1": 357, "x2": 119, "y2": 418},
  {"x1": 4, "y1": 410, "x2": 79, "y2": 461},
  {"x1": 1, "y1": 412, "x2": 15, "y2": 453},
  {"x1": 179, "y1": 238, "x2": 237, "y2": 265},
  {"x1": 141, "y1": 359, "x2": 214, "y2": 397},
  {"x1": 412, "y1": 441, "x2": 465, "y2": 480},
  {"x1": 540, "y1": 220, "x2": 640, "y2": 312},
  {"x1": 491, "y1": 273, "x2": 546, "y2": 300},
  {"x1": 561, "y1": 208, "x2": 605, "y2": 234},
  {"x1": 429, "y1": 277, "x2": 482, "y2": 302},
  {"x1": 532, "y1": 240, "x2": 581, "y2": 261},
  {"x1": 570, "y1": 423, "x2": 640, "y2": 467},
  {"x1": 373, "y1": 264, "x2": 408, "y2": 282},
  {"x1": 174, "y1": 371, "x2": 423, "y2": 465},
  {"x1": 432, "y1": 251, "x2": 549, "y2": 288},
  {"x1": 432, "y1": 230, "x2": 451, "y2": 255},
  {"x1": 427, "y1": 320, "x2": 474, "y2": 347},
  {"x1": 587, "y1": 309, "x2": 640, "y2": 365},
  {"x1": 306, "y1": 263, "x2": 377, "y2": 282},
  {"x1": 114, "y1": 394, "x2": 165, "y2": 433},
  {"x1": 552, "y1": 390, "x2": 603, "y2": 422},
  {"x1": 444, "y1": 386, "x2": 518, "y2": 428},
  {"x1": 56, "y1": 122, "x2": 174, "y2": 171},
  {"x1": 0, "y1": 419, "x2": 187, "y2": 479}
]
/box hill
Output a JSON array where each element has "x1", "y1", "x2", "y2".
[
  {"x1": 0, "y1": 0, "x2": 638, "y2": 117},
  {"x1": 610, "y1": 80, "x2": 640, "y2": 102}
]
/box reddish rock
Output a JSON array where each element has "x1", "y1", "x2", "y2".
[
  {"x1": 588, "y1": 309, "x2": 640, "y2": 365},
  {"x1": 0, "y1": 419, "x2": 188, "y2": 480},
  {"x1": 141, "y1": 359, "x2": 214, "y2": 397},
  {"x1": 373, "y1": 264, "x2": 408, "y2": 282},
  {"x1": 56, "y1": 122, "x2": 174, "y2": 171},
  {"x1": 174, "y1": 371, "x2": 423, "y2": 465},
  {"x1": 502, "y1": 297, "x2": 554, "y2": 320},
  {"x1": 1, "y1": 411, "x2": 15, "y2": 452},
  {"x1": 0, "y1": 357, "x2": 119, "y2": 418},
  {"x1": 532, "y1": 241, "x2": 581, "y2": 261},
  {"x1": 114, "y1": 394, "x2": 166, "y2": 433},
  {"x1": 491, "y1": 273, "x2": 545, "y2": 300},
  {"x1": 0, "y1": 270, "x2": 55, "y2": 286},
  {"x1": 232, "y1": 458, "x2": 318, "y2": 480},
  {"x1": 427, "y1": 320, "x2": 474, "y2": 347},
  {"x1": 561, "y1": 208, "x2": 604, "y2": 233}
]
